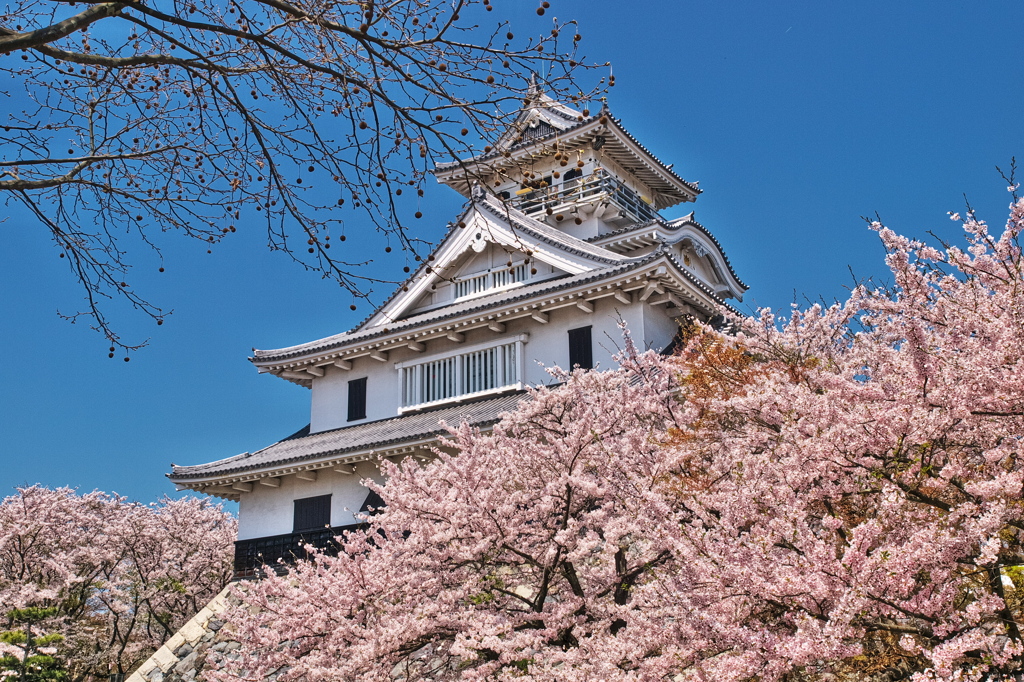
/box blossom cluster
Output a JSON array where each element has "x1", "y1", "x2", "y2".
[
  {"x1": 0, "y1": 487, "x2": 236, "y2": 678},
  {"x1": 219, "y1": 199, "x2": 1024, "y2": 681}
]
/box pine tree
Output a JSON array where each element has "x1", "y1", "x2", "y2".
[{"x1": 0, "y1": 607, "x2": 67, "y2": 682}]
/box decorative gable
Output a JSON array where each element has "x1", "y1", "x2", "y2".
[{"x1": 361, "y1": 193, "x2": 628, "y2": 329}]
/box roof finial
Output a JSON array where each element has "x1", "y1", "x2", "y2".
[
  {"x1": 470, "y1": 181, "x2": 486, "y2": 201},
  {"x1": 527, "y1": 72, "x2": 541, "y2": 98}
]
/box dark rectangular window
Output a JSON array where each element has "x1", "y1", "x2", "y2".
[
  {"x1": 568, "y1": 326, "x2": 593, "y2": 370},
  {"x1": 347, "y1": 377, "x2": 367, "y2": 421},
  {"x1": 293, "y1": 494, "x2": 331, "y2": 533},
  {"x1": 562, "y1": 168, "x2": 581, "y2": 182}
]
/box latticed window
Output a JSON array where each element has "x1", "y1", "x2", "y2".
[
  {"x1": 397, "y1": 336, "x2": 528, "y2": 410},
  {"x1": 453, "y1": 264, "x2": 529, "y2": 300}
]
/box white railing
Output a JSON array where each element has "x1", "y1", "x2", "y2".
[
  {"x1": 453, "y1": 264, "x2": 528, "y2": 300},
  {"x1": 398, "y1": 337, "x2": 527, "y2": 410},
  {"x1": 508, "y1": 169, "x2": 659, "y2": 224}
]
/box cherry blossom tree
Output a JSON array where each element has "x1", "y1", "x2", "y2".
[
  {"x1": 0, "y1": 0, "x2": 601, "y2": 351},
  {"x1": 0, "y1": 486, "x2": 236, "y2": 681},
  {"x1": 217, "y1": 194, "x2": 1024, "y2": 681}
]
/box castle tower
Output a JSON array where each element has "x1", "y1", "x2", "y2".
[{"x1": 167, "y1": 93, "x2": 747, "y2": 578}]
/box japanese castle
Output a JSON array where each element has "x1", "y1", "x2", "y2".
[{"x1": 167, "y1": 91, "x2": 747, "y2": 579}]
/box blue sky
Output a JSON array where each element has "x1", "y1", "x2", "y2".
[{"x1": 2, "y1": 0, "x2": 1022, "y2": 506}]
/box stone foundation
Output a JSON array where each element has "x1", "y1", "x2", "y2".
[{"x1": 127, "y1": 587, "x2": 240, "y2": 682}]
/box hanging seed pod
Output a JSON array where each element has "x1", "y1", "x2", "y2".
[{"x1": 574, "y1": 217, "x2": 583, "y2": 225}]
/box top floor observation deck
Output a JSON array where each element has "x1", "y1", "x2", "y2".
[{"x1": 503, "y1": 168, "x2": 660, "y2": 228}]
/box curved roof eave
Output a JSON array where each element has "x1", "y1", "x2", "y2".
[
  {"x1": 249, "y1": 248, "x2": 728, "y2": 371},
  {"x1": 434, "y1": 110, "x2": 701, "y2": 202},
  {"x1": 589, "y1": 214, "x2": 748, "y2": 293}
]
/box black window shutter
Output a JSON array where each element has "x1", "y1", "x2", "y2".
[
  {"x1": 359, "y1": 489, "x2": 386, "y2": 514},
  {"x1": 293, "y1": 494, "x2": 332, "y2": 533},
  {"x1": 347, "y1": 377, "x2": 367, "y2": 421},
  {"x1": 568, "y1": 326, "x2": 593, "y2": 370}
]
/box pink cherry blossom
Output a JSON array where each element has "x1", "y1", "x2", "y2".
[
  {"x1": 217, "y1": 199, "x2": 1024, "y2": 681},
  {"x1": 0, "y1": 486, "x2": 235, "y2": 678}
]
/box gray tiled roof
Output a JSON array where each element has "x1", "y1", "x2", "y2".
[
  {"x1": 436, "y1": 108, "x2": 700, "y2": 196},
  {"x1": 169, "y1": 391, "x2": 529, "y2": 481},
  {"x1": 250, "y1": 255, "x2": 654, "y2": 363}
]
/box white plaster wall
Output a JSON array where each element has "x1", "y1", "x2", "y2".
[
  {"x1": 642, "y1": 304, "x2": 684, "y2": 354},
  {"x1": 515, "y1": 297, "x2": 643, "y2": 381},
  {"x1": 310, "y1": 345, "x2": 415, "y2": 433},
  {"x1": 236, "y1": 460, "x2": 384, "y2": 540},
  {"x1": 309, "y1": 296, "x2": 648, "y2": 433}
]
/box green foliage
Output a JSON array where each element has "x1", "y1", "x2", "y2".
[{"x1": 0, "y1": 608, "x2": 68, "y2": 682}]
